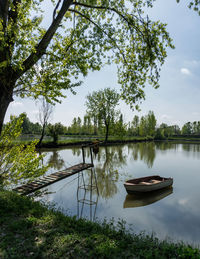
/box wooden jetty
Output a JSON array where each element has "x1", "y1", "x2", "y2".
[
  {"x1": 13, "y1": 163, "x2": 93, "y2": 195},
  {"x1": 13, "y1": 142, "x2": 100, "y2": 195}
]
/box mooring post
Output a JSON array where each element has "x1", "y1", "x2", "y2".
[
  {"x1": 82, "y1": 145, "x2": 85, "y2": 164},
  {"x1": 90, "y1": 146, "x2": 94, "y2": 166}
]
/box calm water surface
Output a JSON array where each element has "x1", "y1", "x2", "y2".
[{"x1": 38, "y1": 142, "x2": 200, "y2": 246}]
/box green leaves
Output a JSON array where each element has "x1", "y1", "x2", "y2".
[
  {"x1": 1, "y1": 0, "x2": 174, "y2": 109},
  {"x1": 0, "y1": 114, "x2": 48, "y2": 186},
  {"x1": 48, "y1": 122, "x2": 65, "y2": 143},
  {"x1": 86, "y1": 88, "x2": 120, "y2": 141},
  {"x1": 177, "y1": 0, "x2": 200, "y2": 15}
]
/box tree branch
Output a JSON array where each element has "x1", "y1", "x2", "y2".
[
  {"x1": 0, "y1": 0, "x2": 10, "y2": 63},
  {"x1": 53, "y1": 0, "x2": 62, "y2": 21},
  {"x1": 8, "y1": 0, "x2": 22, "y2": 25},
  {"x1": 5, "y1": 0, "x2": 22, "y2": 61},
  {"x1": 71, "y1": 1, "x2": 143, "y2": 35},
  {"x1": 13, "y1": 0, "x2": 73, "y2": 80},
  {"x1": 68, "y1": 8, "x2": 128, "y2": 64},
  {"x1": 0, "y1": 0, "x2": 9, "y2": 28}
]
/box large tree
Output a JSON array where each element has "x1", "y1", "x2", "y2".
[
  {"x1": 86, "y1": 88, "x2": 120, "y2": 141},
  {"x1": 0, "y1": 0, "x2": 175, "y2": 134}
]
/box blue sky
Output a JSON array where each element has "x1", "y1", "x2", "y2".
[{"x1": 5, "y1": 0, "x2": 200, "y2": 127}]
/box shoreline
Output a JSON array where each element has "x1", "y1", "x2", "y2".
[
  {"x1": 0, "y1": 190, "x2": 199, "y2": 258},
  {"x1": 37, "y1": 137, "x2": 200, "y2": 149}
]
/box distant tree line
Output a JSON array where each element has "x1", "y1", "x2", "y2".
[
  {"x1": 65, "y1": 113, "x2": 200, "y2": 139},
  {"x1": 21, "y1": 113, "x2": 42, "y2": 135},
  {"x1": 5, "y1": 87, "x2": 200, "y2": 143},
  {"x1": 4, "y1": 113, "x2": 66, "y2": 144},
  {"x1": 6, "y1": 111, "x2": 200, "y2": 142}
]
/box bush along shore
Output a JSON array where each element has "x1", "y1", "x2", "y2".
[{"x1": 0, "y1": 190, "x2": 200, "y2": 258}]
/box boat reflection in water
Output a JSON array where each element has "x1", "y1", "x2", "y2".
[{"x1": 123, "y1": 187, "x2": 173, "y2": 208}]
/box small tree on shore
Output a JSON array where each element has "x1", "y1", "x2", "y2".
[
  {"x1": 0, "y1": 114, "x2": 48, "y2": 186},
  {"x1": 48, "y1": 123, "x2": 65, "y2": 144},
  {"x1": 86, "y1": 88, "x2": 120, "y2": 142},
  {"x1": 38, "y1": 98, "x2": 53, "y2": 147}
]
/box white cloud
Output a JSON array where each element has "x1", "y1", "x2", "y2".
[
  {"x1": 178, "y1": 198, "x2": 189, "y2": 206},
  {"x1": 10, "y1": 101, "x2": 23, "y2": 107},
  {"x1": 180, "y1": 68, "x2": 191, "y2": 75}
]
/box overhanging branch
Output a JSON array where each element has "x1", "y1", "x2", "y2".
[
  {"x1": 68, "y1": 8, "x2": 128, "y2": 64},
  {"x1": 71, "y1": 1, "x2": 144, "y2": 36},
  {"x1": 13, "y1": 0, "x2": 73, "y2": 80}
]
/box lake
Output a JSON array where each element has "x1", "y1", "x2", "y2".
[{"x1": 38, "y1": 142, "x2": 200, "y2": 246}]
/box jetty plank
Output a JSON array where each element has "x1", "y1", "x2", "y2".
[{"x1": 13, "y1": 163, "x2": 93, "y2": 195}]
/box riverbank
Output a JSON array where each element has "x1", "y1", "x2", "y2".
[
  {"x1": 13, "y1": 135, "x2": 200, "y2": 149},
  {"x1": 37, "y1": 136, "x2": 153, "y2": 149},
  {"x1": 0, "y1": 190, "x2": 199, "y2": 258}
]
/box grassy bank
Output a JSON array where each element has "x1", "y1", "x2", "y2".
[
  {"x1": 39, "y1": 136, "x2": 152, "y2": 148},
  {"x1": 0, "y1": 190, "x2": 199, "y2": 258},
  {"x1": 13, "y1": 134, "x2": 200, "y2": 148},
  {"x1": 13, "y1": 135, "x2": 155, "y2": 148}
]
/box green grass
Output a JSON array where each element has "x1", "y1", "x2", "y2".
[
  {"x1": 11, "y1": 134, "x2": 152, "y2": 147},
  {"x1": 0, "y1": 190, "x2": 200, "y2": 258},
  {"x1": 15, "y1": 134, "x2": 200, "y2": 146},
  {"x1": 168, "y1": 137, "x2": 200, "y2": 142}
]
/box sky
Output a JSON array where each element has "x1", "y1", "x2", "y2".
[{"x1": 5, "y1": 0, "x2": 200, "y2": 128}]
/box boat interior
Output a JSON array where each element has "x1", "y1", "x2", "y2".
[
  {"x1": 126, "y1": 176, "x2": 167, "y2": 185},
  {"x1": 139, "y1": 179, "x2": 162, "y2": 185}
]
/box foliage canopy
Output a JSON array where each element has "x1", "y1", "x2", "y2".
[
  {"x1": 177, "y1": 0, "x2": 200, "y2": 15},
  {"x1": 86, "y1": 88, "x2": 120, "y2": 141},
  {"x1": 0, "y1": 0, "x2": 175, "y2": 134}
]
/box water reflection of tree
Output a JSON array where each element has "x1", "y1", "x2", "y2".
[
  {"x1": 182, "y1": 143, "x2": 200, "y2": 152},
  {"x1": 47, "y1": 150, "x2": 65, "y2": 170},
  {"x1": 155, "y1": 142, "x2": 178, "y2": 151},
  {"x1": 129, "y1": 142, "x2": 156, "y2": 168},
  {"x1": 90, "y1": 146, "x2": 127, "y2": 199},
  {"x1": 71, "y1": 147, "x2": 81, "y2": 157},
  {"x1": 182, "y1": 144, "x2": 200, "y2": 159}
]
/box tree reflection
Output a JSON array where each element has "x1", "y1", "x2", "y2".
[
  {"x1": 155, "y1": 142, "x2": 178, "y2": 151},
  {"x1": 91, "y1": 146, "x2": 127, "y2": 199},
  {"x1": 182, "y1": 144, "x2": 200, "y2": 159},
  {"x1": 129, "y1": 142, "x2": 156, "y2": 168},
  {"x1": 182, "y1": 143, "x2": 200, "y2": 153},
  {"x1": 155, "y1": 142, "x2": 200, "y2": 159},
  {"x1": 47, "y1": 150, "x2": 65, "y2": 170},
  {"x1": 71, "y1": 147, "x2": 81, "y2": 157}
]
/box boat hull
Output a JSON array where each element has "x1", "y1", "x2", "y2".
[{"x1": 124, "y1": 175, "x2": 173, "y2": 194}]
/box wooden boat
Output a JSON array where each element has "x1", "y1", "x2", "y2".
[
  {"x1": 123, "y1": 187, "x2": 173, "y2": 208},
  {"x1": 124, "y1": 175, "x2": 173, "y2": 194}
]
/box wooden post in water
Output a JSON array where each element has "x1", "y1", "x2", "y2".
[
  {"x1": 90, "y1": 146, "x2": 94, "y2": 166},
  {"x1": 82, "y1": 146, "x2": 85, "y2": 164}
]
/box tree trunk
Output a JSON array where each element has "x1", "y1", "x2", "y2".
[
  {"x1": 105, "y1": 123, "x2": 109, "y2": 142},
  {"x1": 38, "y1": 124, "x2": 46, "y2": 147},
  {"x1": 0, "y1": 82, "x2": 14, "y2": 135}
]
